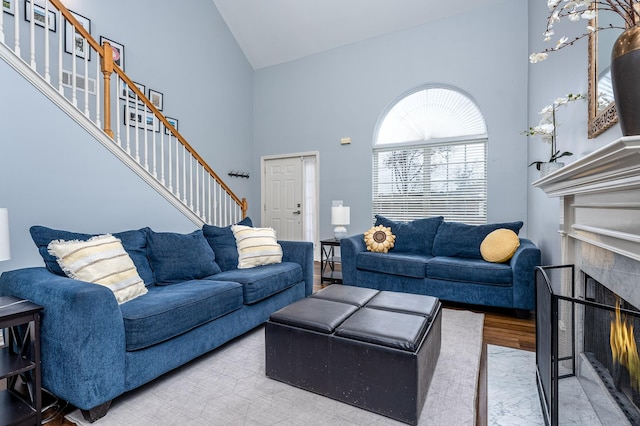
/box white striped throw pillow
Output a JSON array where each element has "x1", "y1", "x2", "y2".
[
  {"x1": 231, "y1": 225, "x2": 282, "y2": 269},
  {"x1": 47, "y1": 234, "x2": 148, "y2": 304}
]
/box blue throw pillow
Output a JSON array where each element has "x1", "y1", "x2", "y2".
[
  {"x1": 432, "y1": 221, "x2": 524, "y2": 259},
  {"x1": 374, "y1": 215, "x2": 444, "y2": 255},
  {"x1": 202, "y1": 217, "x2": 253, "y2": 271},
  {"x1": 146, "y1": 229, "x2": 221, "y2": 285},
  {"x1": 29, "y1": 225, "x2": 155, "y2": 286}
]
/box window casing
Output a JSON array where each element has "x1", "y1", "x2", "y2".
[{"x1": 373, "y1": 86, "x2": 487, "y2": 224}]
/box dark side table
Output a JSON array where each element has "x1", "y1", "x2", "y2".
[
  {"x1": 0, "y1": 296, "x2": 44, "y2": 426},
  {"x1": 320, "y1": 238, "x2": 342, "y2": 285}
]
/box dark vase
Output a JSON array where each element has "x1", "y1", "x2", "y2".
[{"x1": 611, "y1": 25, "x2": 640, "y2": 136}]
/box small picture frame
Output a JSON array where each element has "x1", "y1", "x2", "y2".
[
  {"x1": 119, "y1": 80, "x2": 145, "y2": 105},
  {"x1": 124, "y1": 106, "x2": 159, "y2": 132},
  {"x1": 3, "y1": 0, "x2": 15, "y2": 15},
  {"x1": 100, "y1": 36, "x2": 125, "y2": 70},
  {"x1": 164, "y1": 117, "x2": 178, "y2": 135},
  {"x1": 148, "y1": 89, "x2": 163, "y2": 111},
  {"x1": 25, "y1": 1, "x2": 56, "y2": 31},
  {"x1": 65, "y1": 10, "x2": 91, "y2": 60}
]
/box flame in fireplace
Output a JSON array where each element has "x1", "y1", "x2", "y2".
[{"x1": 610, "y1": 297, "x2": 640, "y2": 391}]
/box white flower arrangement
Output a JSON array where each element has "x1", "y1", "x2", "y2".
[
  {"x1": 523, "y1": 93, "x2": 585, "y2": 169},
  {"x1": 529, "y1": 0, "x2": 636, "y2": 63}
]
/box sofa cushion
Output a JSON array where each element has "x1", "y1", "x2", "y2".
[
  {"x1": 480, "y1": 229, "x2": 520, "y2": 263},
  {"x1": 30, "y1": 225, "x2": 155, "y2": 286},
  {"x1": 363, "y1": 225, "x2": 395, "y2": 253},
  {"x1": 210, "y1": 262, "x2": 302, "y2": 304},
  {"x1": 202, "y1": 217, "x2": 253, "y2": 271},
  {"x1": 432, "y1": 221, "x2": 523, "y2": 259},
  {"x1": 146, "y1": 229, "x2": 221, "y2": 285},
  {"x1": 426, "y1": 256, "x2": 513, "y2": 286},
  {"x1": 357, "y1": 252, "x2": 430, "y2": 279},
  {"x1": 231, "y1": 225, "x2": 282, "y2": 268},
  {"x1": 374, "y1": 215, "x2": 443, "y2": 255},
  {"x1": 119, "y1": 280, "x2": 243, "y2": 351},
  {"x1": 47, "y1": 234, "x2": 148, "y2": 304}
]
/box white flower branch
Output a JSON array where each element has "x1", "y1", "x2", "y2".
[{"x1": 530, "y1": 0, "x2": 637, "y2": 63}]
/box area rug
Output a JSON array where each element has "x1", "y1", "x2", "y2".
[
  {"x1": 487, "y1": 345, "x2": 543, "y2": 426},
  {"x1": 67, "y1": 309, "x2": 484, "y2": 425}
]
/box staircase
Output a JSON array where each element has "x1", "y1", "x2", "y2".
[{"x1": 0, "y1": 0, "x2": 246, "y2": 227}]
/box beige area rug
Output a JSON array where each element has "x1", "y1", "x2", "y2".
[{"x1": 67, "y1": 309, "x2": 485, "y2": 426}]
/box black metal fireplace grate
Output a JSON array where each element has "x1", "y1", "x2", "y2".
[{"x1": 536, "y1": 265, "x2": 640, "y2": 426}]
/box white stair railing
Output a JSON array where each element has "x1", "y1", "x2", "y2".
[{"x1": 0, "y1": 0, "x2": 246, "y2": 226}]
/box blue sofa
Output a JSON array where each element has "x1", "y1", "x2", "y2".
[
  {"x1": 340, "y1": 216, "x2": 541, "y2": 316},
  {"x1": 0, "y1": 218, "x2": 313, "y2": 422}
]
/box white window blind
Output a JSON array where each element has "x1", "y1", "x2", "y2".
[{"x1": 373, "y1": 86, "x2": 487, "y2": 224}]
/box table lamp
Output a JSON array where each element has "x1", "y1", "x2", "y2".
[
  {"x1": 0, "y1": 208, "x2": 10, "y2": 261},
  {"x1": 331, "y1": 206, "x2": 350, "y2": 240}
]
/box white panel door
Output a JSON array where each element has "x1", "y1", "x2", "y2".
[{"x1": 264, "y1": 157, "x2": 303, "y2": 240}]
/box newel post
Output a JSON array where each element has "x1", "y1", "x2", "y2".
[
  {"x1": 241, "y1": 198, "x2": 248, "y2": 219},
  {"x1": 101, "y1": 41, "x2": 114, "y2": 138}
]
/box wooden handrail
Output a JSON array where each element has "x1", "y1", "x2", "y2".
[
  {"x1": 48, "y1": 0, "x2": 246, "y2": 219},
  {"x1": 113, "y1": 67, "x2": 245, "y2": 210}
]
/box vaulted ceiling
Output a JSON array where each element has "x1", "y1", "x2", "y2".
[{"x1": 212, "y1": 0, "x2": 507, "y2": 69}]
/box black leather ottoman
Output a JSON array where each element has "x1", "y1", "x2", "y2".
[{"x1": 265, "y1": 285, "x2": 442, "y2": 425}]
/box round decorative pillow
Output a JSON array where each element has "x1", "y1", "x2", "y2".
[
  {"x1": 480, "y1": 228, "x2": 520, "y2": 263},
  {"x1": 364, "y1": 225, "x2": 396, "y2": 253}
]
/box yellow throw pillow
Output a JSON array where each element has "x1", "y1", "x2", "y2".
[
  {"x1": 480, "y1": 229, "x2": 520, "y2": 263},
  {"x1": 47, "y1": 234, "x2": 148, "y2": 304},
  {"x1": 364, "y1": 225, "x2": 396, "y2": 253}
]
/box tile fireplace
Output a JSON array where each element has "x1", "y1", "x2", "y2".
[{"x1": 534, "y1": 137, "x2": 640, "y2": 426}]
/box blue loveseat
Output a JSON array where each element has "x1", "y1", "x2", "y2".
[
  {"x1": 340, "y1": 216, "x2": 541, "y2": 316},
  {"x1": 0, "y1": 218, "x2": 313, "y2": 422}
]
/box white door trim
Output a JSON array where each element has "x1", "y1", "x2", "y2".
[{"x1": 261, "y1": 151, "x2": 320, "y2": 260}]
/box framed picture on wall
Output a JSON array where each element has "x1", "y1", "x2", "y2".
[
  {"x1": 100, "y1": 36, "x2": 125, "y2": 70},
  {"x1": 24, "y1": 0, "x2": 55, "y2": 31},
  {"x1": 124, "y1": 106, "x2": 159, "y2": 132},
  {"x1": 148, "y1": 89, "x2": 163, "y2": 111},
  {"x1": 119, "y1": 80, "x2": 145, "y2": 105},
  {"x1": 164, "y1": 117, "x2": 178, "y2": 135},
  {"x1": 3, "y1": 0, "x2": 15, "y2": 15},
  {"x1": 64, "y1": 10, "x2": 91, "y2": 60}
]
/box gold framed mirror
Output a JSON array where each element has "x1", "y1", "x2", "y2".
[{"x1": 588, "y1": 3, "x2": 623, "y2": 138}]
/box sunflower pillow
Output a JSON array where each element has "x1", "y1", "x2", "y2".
[{"x1": 364, "y1": 225, "x2": 396, "y2": 253}]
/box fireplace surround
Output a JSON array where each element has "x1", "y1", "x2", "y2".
[{"x1": 534, "y1": 137, "x2": 640, "y2": 425}]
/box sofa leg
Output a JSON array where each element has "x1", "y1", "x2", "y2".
[
  {"x1": 514, "y1": 309, "x2": 530, "y2": 319},
  {"x1": 81, "y1": 401, "x2": 112, "y2": 423}
]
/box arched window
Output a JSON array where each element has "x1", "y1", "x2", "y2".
[{"x1": 373, "y1": 85, "x2": 488, "y2": 224}]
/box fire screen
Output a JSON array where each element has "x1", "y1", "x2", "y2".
[{"x1": 536, "y1": 265, "x2": 640, "y2": 426}]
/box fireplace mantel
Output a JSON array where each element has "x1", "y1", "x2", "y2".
[
  {"x1": 533, "y1": 136, "x2": 640, "y2": 263},
  {"x1": 533, "y1": 136, "x2": 640, "y2": 197}
]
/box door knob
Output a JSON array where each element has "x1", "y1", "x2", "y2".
[{"x1": 293, "y1": 210, "x2": 301, "y2": 215}]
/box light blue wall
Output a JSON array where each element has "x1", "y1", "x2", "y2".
[
  {"x1": 527, "y1": 1, "x2": 622, "y2": 264},
  {"x1": 253, "y1": 0, "x2": 530, "y2": 240},
  {"x1": 0, "y1": 0, "x2": 253, "y2": 273}
]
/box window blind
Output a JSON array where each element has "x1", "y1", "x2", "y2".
[{"x1": 372, "y1": 139, "x2": 487, "y2": 224}]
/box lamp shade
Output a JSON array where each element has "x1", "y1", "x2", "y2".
[
  {"x1": 331, "y1": 206, "x2": 350, "y2": 225},
  {"x1": 0, "y1": 208, "x2": 10, "y2": 261}
]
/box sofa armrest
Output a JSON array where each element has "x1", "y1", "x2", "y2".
[
  {"x1": 279, "y1": 240, "x2": 314, "y2": 296},
  {"x1": 340, "y1": 234, "x2": 366, "y2": 286},
  {"x1": 510, "y1": 239, "x2": 542, "y2": 311},
  {"x1": 0, "y1": 267, "x2": 125, "y2": 410}
]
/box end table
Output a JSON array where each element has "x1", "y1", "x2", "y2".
[
  {"x1": 0, "y1": 296, "x2": 44, "y2": 426},
  {"x1": 320, "y1": 238, "x2": 342, "y2": 285}
]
